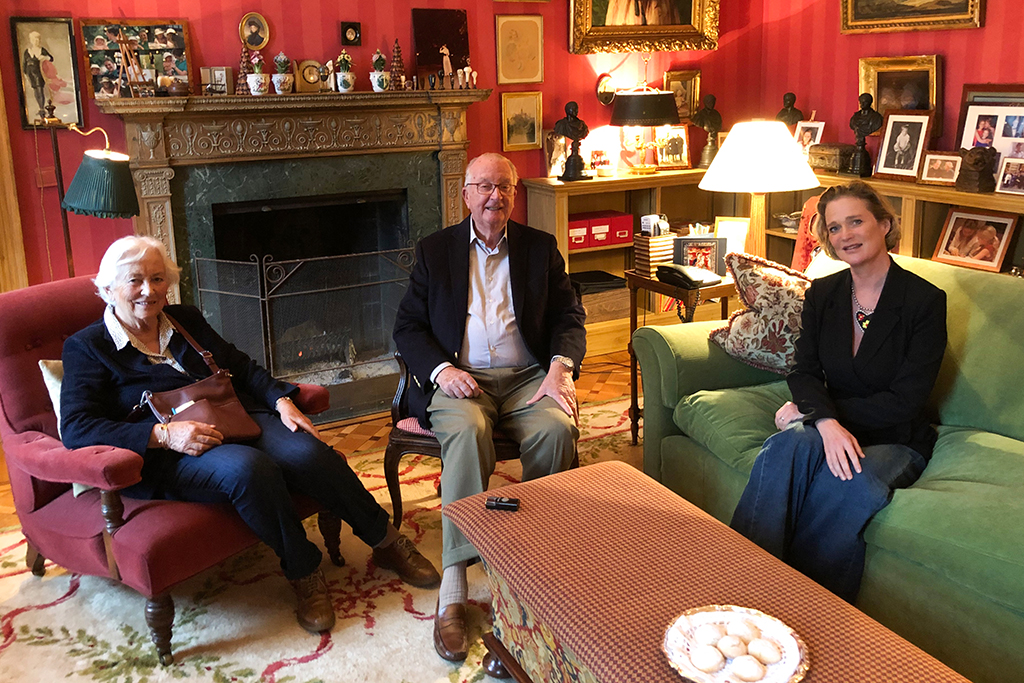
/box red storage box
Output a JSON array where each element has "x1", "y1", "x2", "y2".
[
  {"x1": 589, "y1": 210, "x2": 633, "y2": 247},
  {"x1": 568, "y1": 215, "x2": 591, "y2": 250}
]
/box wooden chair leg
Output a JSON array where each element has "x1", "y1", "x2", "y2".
[
  {"x1": 317, "y1": 512, "x2": 345, "y2": 567},
  {"x1": 383, "y1": 441, "x2": 404, "y2": 529},
  {"x1": 25, "y1": 541, "x2": 46, "y2": 577},
  {"x1": 145, "y1": 593, "x2": 175, "y2": 666}
]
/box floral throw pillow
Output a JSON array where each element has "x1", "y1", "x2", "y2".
[{"x1": 709, "y1": 253, "x2": 811, "y2": 374}]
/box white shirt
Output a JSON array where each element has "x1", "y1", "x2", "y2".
[
  {"x1": 430, "y1": 219, "x2": 536, "y2": 382},
  {"x1": 104, "y1": 306, "x2": 186, "y2": 375}
]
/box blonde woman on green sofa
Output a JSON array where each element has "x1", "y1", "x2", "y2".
[{"x1": 730, "y1": 181, "x2": 947, "y2": 601}]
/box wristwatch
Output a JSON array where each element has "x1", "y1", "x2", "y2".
[{"x1": 551, "y1": 355, "x2": 575, "y2": 372}]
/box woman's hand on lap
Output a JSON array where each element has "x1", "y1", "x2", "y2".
[
  {"x1": 277, "y1": 399, "x2": 320, "y2": 439},
  {"x1": 166, "y1": 421, "x2": 223, "y2": 456},
  {"x1": 774, "y1": 402, "x2": 803, "y2": 431},
  {"x1": 816, "y1": 418, "x2": 864, "y2": 480}
]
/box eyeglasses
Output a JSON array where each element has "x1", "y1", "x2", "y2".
[{"x1": 465, "y1": 182, "x2": 516, "y2": 196}]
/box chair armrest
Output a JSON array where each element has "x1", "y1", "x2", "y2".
[
  {"x1": 2, "y1": 431, "x2": 143, "y2": 490},
  {"x1": 294, "y1": 383, "x2": 330, "y2": 415}
]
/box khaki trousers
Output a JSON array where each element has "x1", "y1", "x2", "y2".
[{"x1": 428, "y1": 365, "x2": 578, "y2": 567}]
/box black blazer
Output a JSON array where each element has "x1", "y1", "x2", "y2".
[
  {"x1": 393, "y1": 218, "x2": 587, "y2": 427},
  {"x1": 788, "y1": 259, "x2": 947, "y2": 458},
  {"x1": 61, "y1": 304, "x2": 296, "y2": 457}
]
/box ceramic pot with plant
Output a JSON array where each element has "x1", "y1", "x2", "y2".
[
  {"x1": 336, "y1": 49, "x2": 356, "y2": 93},
  {"x1": 369, "y1": 49, "x2": 389, "y2": 93},
  {"x1": 271, "y1": 51, "x2": 294, "y2": 94},
  {"x1": 246, "y1": 51, "x2": 270, "y2": 95}
]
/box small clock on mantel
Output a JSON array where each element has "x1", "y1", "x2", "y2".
[{"x1": 295, "y1": 60, "x2": 323, "y2": 92}]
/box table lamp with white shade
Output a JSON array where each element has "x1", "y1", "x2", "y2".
[{"x1": 698, "y1": 120, "x2": 819, "y2": 257}]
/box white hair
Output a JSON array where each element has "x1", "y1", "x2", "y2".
[
  {"x1": 464, "y1": 153, "x2": 518, "y2": 185},
  {"x1": 94, "y1": 236, "x2": 180, "y2": 305}
]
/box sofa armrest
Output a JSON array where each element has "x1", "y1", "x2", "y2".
[
  {"x1": 3, "y1": 431, "x2": 143, "y2": 490},
  {"x1": 632, "y1": 323, "x2": 779, "y2": 481},
  {"x1": 294, "y1": 383, "x2": 330, "y2": 415}
]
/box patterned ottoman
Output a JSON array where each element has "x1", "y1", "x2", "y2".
[{"x1": 444, "y1": 461, "x2": 969, "y2": 683}]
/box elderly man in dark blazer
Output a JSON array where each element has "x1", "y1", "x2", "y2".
[{"x1": 393, "y1": 153, "x2": 586, "y2": 661}]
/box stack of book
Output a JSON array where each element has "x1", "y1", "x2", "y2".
[{"x1": 633, "y1": 234, "x2": 675, "y2": 278}]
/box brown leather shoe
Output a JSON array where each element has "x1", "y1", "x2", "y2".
[
  {"x1": 289, "y1": 567, "x2": 335, "y2": 633},
  {"x1": 372, "y1": 535, "x2": 441, "y2": 588},
  {"x1": 433, "y1": 601, "x2": 469, "y2": 662}
]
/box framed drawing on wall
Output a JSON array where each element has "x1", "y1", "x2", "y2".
[
  {"x1": 570, "y1": 0, "x2": 719, "y2": 53},
  {"x1": 10, "y1": 17, "x2": 84, "y2": 129},
  {"x1": 841, "y1": 0, "x2": 982, "y2": 34},
  {"x1": 859, "y1": 55, "x2": 942, "y2": 136},
  {"x1": 932, "y1": 207, "x2": 1017, "y2": 273},
  {"x1": 663, "y1": 69, "x2": 700, "y2": 122},
  {"x1": 502, "y1": 91, "x2": 542, "y2": 152},
  {"x1": 875, "y1": 110, "x2": 933, "y2": 181},
  {"x1": 496, "y1": 15, "x2": 543, "y2": 84},
  {"x1": 79, "y1": 19, "x2": 193, "y2": 98}
]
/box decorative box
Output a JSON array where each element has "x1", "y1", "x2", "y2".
[{"x1": 807, "y1": 143, "x2": 856, "y2": 173}]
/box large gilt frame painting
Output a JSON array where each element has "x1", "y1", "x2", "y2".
[
  {"x1": 570, "y1": 0, "x2": 719, "y2": 53},
  {"x1": 841, "y1": 0, "x2": 982, "y2": 35}
]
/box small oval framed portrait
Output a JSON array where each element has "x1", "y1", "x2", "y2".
[{"x1": 239, "y1": 12, "x2": 269, "y2": 51}]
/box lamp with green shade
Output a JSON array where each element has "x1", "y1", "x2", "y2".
[{"x1": 698, "y1": 120, "x2": 819, "y2": 257}]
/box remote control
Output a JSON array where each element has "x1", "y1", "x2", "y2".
[{"x1": 485, "y1": 496, "x2": 520, "y2": 511}]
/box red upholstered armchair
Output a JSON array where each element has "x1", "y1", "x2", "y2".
[{"x1": 0, "y1": 276, "x2": 338, "y2": 665}]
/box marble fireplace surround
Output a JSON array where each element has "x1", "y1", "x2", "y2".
[{"x1": 98, "y1": 89, "x2": 491, "y2": 301}]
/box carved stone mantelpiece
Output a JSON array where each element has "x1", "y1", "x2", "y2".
[{"x1": 98, "y1": 90, "x2": 490, "y2": 264}]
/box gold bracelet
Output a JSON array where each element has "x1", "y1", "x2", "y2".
[{"x1": 276, "y1": 396, "x2": 293, "y2": 409}]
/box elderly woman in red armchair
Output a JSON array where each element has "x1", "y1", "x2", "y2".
[{"x1": 60, "y1": 236, "x2": 439, "y2": 633}]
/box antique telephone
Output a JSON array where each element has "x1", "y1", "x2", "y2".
[{"x1": 656, "y1": 263, "x2": 722, "y2": 290}]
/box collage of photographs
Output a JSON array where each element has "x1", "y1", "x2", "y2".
[{"x1": 80, "y1": 21, "x2": 189, "y2": 99}]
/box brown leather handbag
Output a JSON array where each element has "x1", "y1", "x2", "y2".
[{"x1": 140, "y1": 314, "x2": 262, "y2": 442}]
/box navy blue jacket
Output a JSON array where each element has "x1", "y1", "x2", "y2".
[
  {"x1": 60, "y1": 304, "x2": 296, "y2": 457},
  {"x1": 788, "y1": 259, "x2": 947, "y2": 458},
  {"x1": 393, "y1": 218, "x2": 587, "y2": 427}
]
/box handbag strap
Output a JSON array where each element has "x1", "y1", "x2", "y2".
[{"x1": 163, "y1": 313, "x2": 222, "y2": 374}]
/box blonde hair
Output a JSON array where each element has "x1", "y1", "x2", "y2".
[
  {"x1": 814, "y1": 181, "x2": 901, "y2": 259},
  {"x1": 94, "y1": 236, "x2": 180, "y2": 305}
]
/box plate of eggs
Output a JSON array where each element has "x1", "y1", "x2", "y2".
[{"x1": 662, "y1": 605, "x2": 809, "y2": 683}]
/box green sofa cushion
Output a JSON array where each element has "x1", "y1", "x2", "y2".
[
  {"x1": 672, "y1": 380, "x2": 788, "y2": 473},
  {"x1": 866, "y1": 425, "x2": 1024, "y2": 611}
]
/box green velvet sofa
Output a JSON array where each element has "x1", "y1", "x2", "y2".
[{"x1": 633, "y1": 255, "x2": 1024, "y2": 683}]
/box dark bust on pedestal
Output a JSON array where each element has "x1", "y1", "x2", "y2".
[
  {"x1": 776, "y1": 92, "x2": 804, "y2": 128},
  {"x1": 848, "y1": 92, "x2": 884, "y2": 177},
  {"x1": 692, "y1": 94, "x2": 723, "y2": 169},
  {"x1": 555, "y1": 101, "x2": 591, "y2": 182}
]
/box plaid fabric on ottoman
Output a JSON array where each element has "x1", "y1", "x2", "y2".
[{"x1": 444, "y1": 461, "x2": 970, "y2": 683}]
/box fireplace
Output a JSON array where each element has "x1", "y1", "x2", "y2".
[{"x1": 98, "y1": 90, "x2": 490, "y2": 421}]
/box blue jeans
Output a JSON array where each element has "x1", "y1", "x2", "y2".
[
  {"x1": 730, "y1": 424, "x2": 926, "y2": 601},
  {"x1": 128, "y1": 412, "x2": 390, "y2": 581}
]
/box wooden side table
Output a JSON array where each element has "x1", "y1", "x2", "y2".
[{"x1": 624, "y1": 269, "x2": 736, "y2": 445}]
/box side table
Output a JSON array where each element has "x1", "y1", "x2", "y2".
[{"x1": 624, "y1": 269, "x2": 736, "y2": 444}]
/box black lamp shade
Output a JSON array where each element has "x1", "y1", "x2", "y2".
[
  {"x1": 609, "y1": 91, "x2": 680, "y2": 127},
  {"x1": 62, "y1": 150, "x2": 140, "y2": 219}
]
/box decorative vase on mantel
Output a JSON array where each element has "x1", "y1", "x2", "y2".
[
  {"x1": 247, "y1": 51, "x2": 270, "y2": 96},
  {"x1": 369, "y1": 49, "x2": 388, "y2": 93},
  {"x1": 271, "y1": 51, "x2": 294, "y2": 94},
  {"x1": 336, "y1": 49, "x2": 356, "y2": 93}
]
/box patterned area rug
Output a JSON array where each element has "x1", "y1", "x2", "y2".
[{"x1": 0, "y1": 399, "x2": 640, "y2": 683}]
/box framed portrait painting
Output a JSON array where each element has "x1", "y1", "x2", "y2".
[
  {"x1": 875, "y1": 110, "x2": 933, "y2": 181},
  {"x1": 10, "y1": 17, "x2": 84, "y2": 129},
  {"x1": 841, "y1": 0, "x2": 982, "y2": 34},
  {"x1": 502, "y1": 91, "x2": 542, "y2": 152},
  {"x1": 932, "y1": 207, "x2": 1017, "y2": 273},
  {"x1": 496, "y1": 15, "x2": 543, "y2": 84},
  {"x1": 919, "y1": 153, "x2": 962, "y2": 186},
  {"x1": 570, "y1": 0, "x2": 718, "y2": 53},
  {"x1": 663, "y1": 69, "x2": 700, "y2": 122},
  {"x1": 239, "y1": 12, "x2": 269, "y2": 51},
  {"x1": 859, "y1": 55, "x2": 942, "y2": 136}
]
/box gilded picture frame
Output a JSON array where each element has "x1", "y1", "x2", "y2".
[
  {"x1": 239, "y1": 12, "x2": 269, "y2": 52},
  {"x1": 663, "y1": 69, "x2": 700, "y2": 122},
  {"x1": 502, "y1": 91, "x2": 542, "y2": 152},
  {"x1": 570, "y1": 0, "x2": 719, "y2": 54},
  {"x1": 841, "y1": 0, "x2": 982, "y2": 35},
  {"x1": 859, "y1": 55, "x2": 942, "y2": 136}
]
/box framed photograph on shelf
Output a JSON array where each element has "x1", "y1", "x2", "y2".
[
  {"x1": 919, "y1": 153, "x2": 962, "y2": 187},
  {"x1": 654, "y1": 125, "x2": 690, "y2": 169},
  {"x1": 841, "y1": 0, "x2": 982, "y2": 34},
  {"x1": 495, "y1": 15, "x2": 543, "y2": 84},
  {"x1": 9, "y1": 17, "x2": 84, "y2": 129},
  {"x1": 958, "y1": 104, "x2": 1024, "y2": 179},
  {"x1": 543, "y1": 129, "x2": 567, "y2": 177},
  {"x1": 859, "y1": 55, "x2": 942, "y2": 136},
  {"x1": 502, "y1": 91, "x2": 542, "y2": 152},
  {"x1": 673, "y1": 235, "x2": 728, "y2": 275},
  {"x1": 932, "y1": 207, "x2": 1017, "y2": 273},
  {"x1": 875, "y1": 110, "x2": 933, "y2": 181},
  {"x1": 956, "y1": 83, "x2": 1024, "y2": 143},
  {"x1": 663, "y1": 69, "x2": 700, "y2": 122},
  {"x1": 794, "y1": 121, "x2": 825, "y2": 156},
  {"x1": 570, "y1": 0, "x2": 719, "y2": 53},
  {"x1": 996, "y1": 157, "x2": 1024, "y2": 196},
  {"x1": 714, "y1": 217, "x2": 750, "y2": 256},
  {"x1": 79, "y1": 18, "x2": 192, "y2": 98}
]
